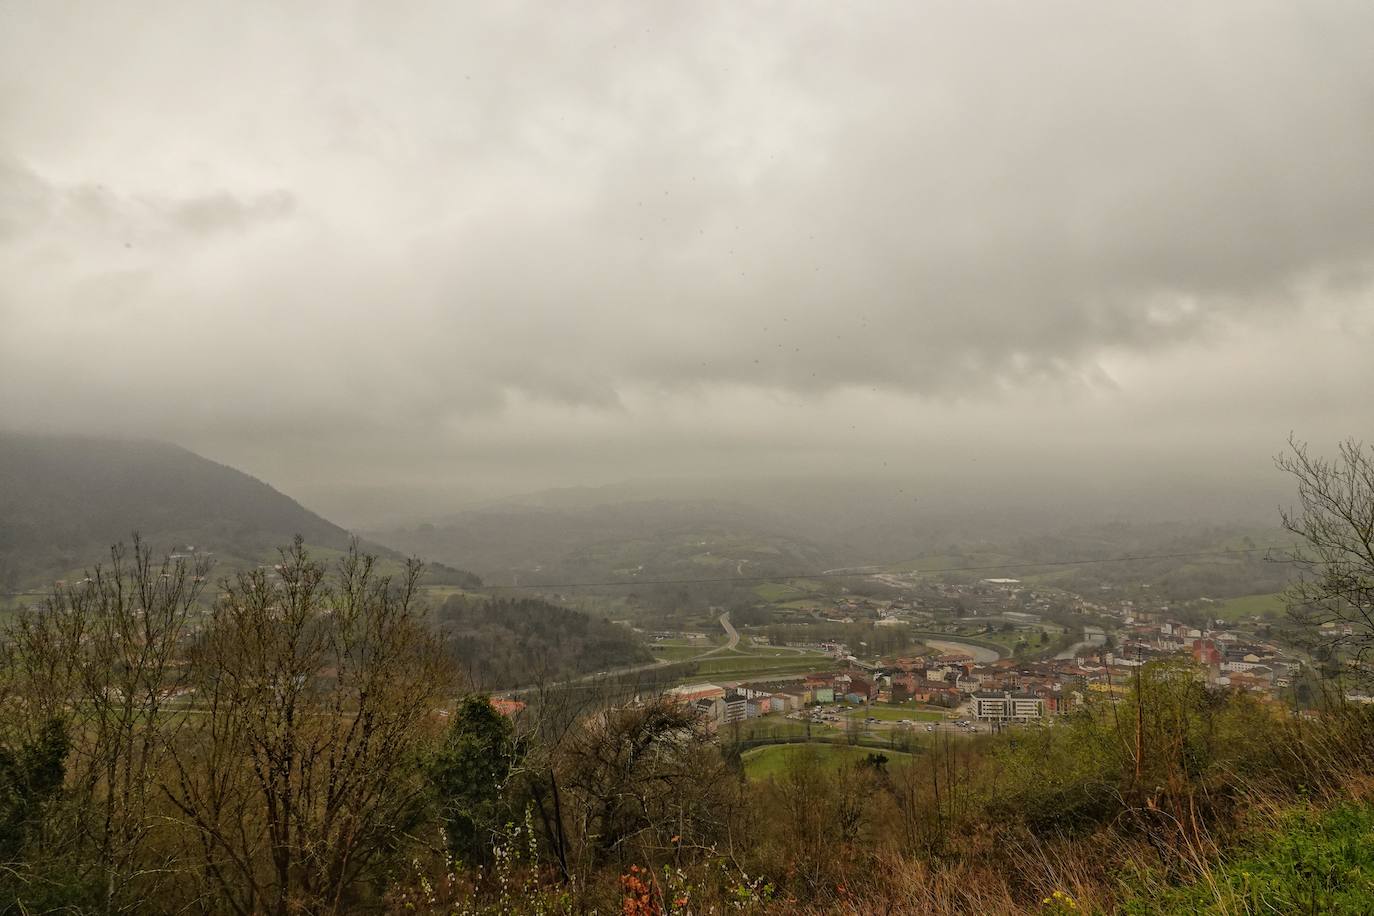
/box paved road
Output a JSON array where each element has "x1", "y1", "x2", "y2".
[
  {"x1": 762, "y1": 643, "x2": 814, "y2": 655},
  {"x1": 717, "y1": 610, "x2": 739, "y2": 651}
]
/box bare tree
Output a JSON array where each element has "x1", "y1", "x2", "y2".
[
  {"x1": 769, "y1": 746, "x2": 830, "y2": 891},
  {"x1": 553, "y1": 695, "x2": 735, "y2": 875},
  {"x1": 163, "y1": 540, "x2": 454, "y2": 915},
  {"x1": 1278, "y1": 437, "x2": 1374, "y2": 679},
  {"x1": 7, "y1": 536, "x2": 208, "y2": 912}
]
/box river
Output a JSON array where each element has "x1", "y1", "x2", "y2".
[{"x1": 1055, "y1": 625, "x2": 1107, "y2": 660}]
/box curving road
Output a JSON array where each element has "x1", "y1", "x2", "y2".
[{"x1": 716, "y1": 610, "x2": 739, "y2": 651}]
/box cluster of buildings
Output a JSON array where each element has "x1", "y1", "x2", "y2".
[
  {"x1": 881, "y1": 653, "x2": 1078, "y2": 722},
  {"x1": 912, "y1": 617, "x2": 1301, "y2": 722},
  {"x1": 633, "y1": 580, "x2": 1310, "y2": 732},
  {"x1": 666, "y1": 619, "x2": 1304, "y2": 731},
  {"x1": 1110, "y1": 617, "x2": 1299, "y2": 690},
  {"x1": 668, "y1": 671, "x2": 878, "y2": 729}
]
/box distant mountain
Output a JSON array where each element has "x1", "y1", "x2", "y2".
[
  {"x1": 366, "y1": 497, "x2": 834, "y2": 587},
  {"x1": 364, "y1": 478, "x2": 1294, "y2": 610},
  {"x1": 0, "y1": 432, "x2": 480, "y2": 590},
  {"x1": 371, "y1": 471, "x2": 1289, "y2": 583}
]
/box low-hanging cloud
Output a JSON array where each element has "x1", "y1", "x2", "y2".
[{"x1": 1, "y1": 0, "x2": 1372, "y2": 518}]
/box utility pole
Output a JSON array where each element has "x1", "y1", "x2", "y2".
[{"x1": 1133, "y1": 632, "x2": 1144, "y2": 787}]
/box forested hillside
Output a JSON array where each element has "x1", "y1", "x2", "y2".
[
  {"x1": 0, "y1": 432, "x2": 481, "y2": 589},
  {"x1": 437, "y1": 594, "x2": 651, "y2": 688}
]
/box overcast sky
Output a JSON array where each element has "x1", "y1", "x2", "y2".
[{"x1": 2, "y1": 1, "x2": 1372, "y2": 524}]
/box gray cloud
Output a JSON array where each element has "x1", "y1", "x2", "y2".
[
  {"x1": 163, "y1": 190, "x2": 295, "y2": 237},
  {"x1": 0, "y1": 166, "x2": 294, "y2": 245},
  {"x1": 1, "y1": 1, "x2": 1372, "y2": 520},
  {"x1": 0, "y1": 157, "x2": 54, "y2": 240}
]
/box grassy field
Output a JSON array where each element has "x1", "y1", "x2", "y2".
[
  {"x1": 752, "y1": 581, "x2": 805, "y2": 602},
  {"x1": 977, "y1": 630, "x2": 1030, "y2": 651},
  {"x1": 1214, "y1": 592, "x2": 1286, "y2": 621},
  {"x1": 738, "y1": 643, "x2": 827, "y2": 657},
  {"x1": 741, "y1": 743, "x2": 912, "y2": 780},
  {"x1": 728, "y1": 719, "x2": 842, "y2": 741},
  {"x1": 975, "y1": 623, "x2": 1066, "y2": 652},
  {"x1": 648, "y1": 644, "x2": 711, "y2": 661},
  {"x1": 1020, "y1": 569, "x2": 1079, "y2": 586}
]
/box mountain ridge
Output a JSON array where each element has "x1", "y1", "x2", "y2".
[{"x1": 0, "y1": 431, "x2": 480, "y2": 590}]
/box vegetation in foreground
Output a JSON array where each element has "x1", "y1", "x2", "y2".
[
  {"x1": 740, "y1": 744, "x2": 909, "y2": 780},
  {"x1": 0, "y1": 439, "x2": 1372, "y2": 913},
  {"x1": 1118, "y1": 801, "x2": 1374, "y2": 915},
  {"x1": 4, "y1": 539, "x2": 1374, "y2": 914}
]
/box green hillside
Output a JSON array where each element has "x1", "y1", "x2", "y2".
[
  {"x1": 436, "y1": 594, "x2": 651, "y2": 689},
  {"x1": 0, "y1": 432, "x2": 481, "y2": 590},
  {"x1": 1120, "y1": 802, "x2": 1374, "y2": 914}
]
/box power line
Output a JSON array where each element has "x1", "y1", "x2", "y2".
[{"x1": 477, "y1": 544, "x2": 1296, "y2": 591}]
